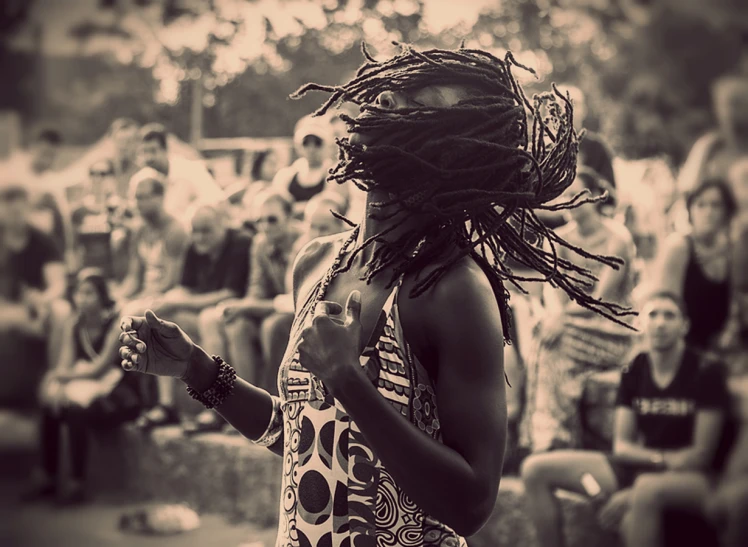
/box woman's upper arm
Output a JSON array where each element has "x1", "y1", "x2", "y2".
[
  {"x1": 613, "y1": 406, "x2": 638, "y2": 449},
  {"x1": 418, "y1": 263, "x2": 506, "y2": 490},
  {"x1": 55, "y1": 317, "x2": 78, "y2": 371},
  {"x1": 654, "y1": 234, "x2": 689, "y2": 296}
]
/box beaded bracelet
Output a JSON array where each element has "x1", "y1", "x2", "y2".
[
  {"x1": 185, "y1": 355, "x2": 237, "y2": 410},
  {"x1": 253, "y1": 395, "x2": 283, "y2": 447}
]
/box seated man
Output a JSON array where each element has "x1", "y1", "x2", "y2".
[
  {"x1": 116, "y1": 168, "x2": 189, "y2": 427},
  {"x1": 199, "y1": 190, "x2": 299, "y2": 401},
  {"x1": 0, "y1": 178, "x2": 70, "y2": 407},
  {"x1": 148, "y1": 203, "x2": 251, "y2": 433},
  {"x1": 521, "y1": 291, "x2": 729, "y2": 547}
]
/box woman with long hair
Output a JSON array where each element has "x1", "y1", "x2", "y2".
[{"x1": 24, "y1": 268, "x2": 144, "y2": 504}]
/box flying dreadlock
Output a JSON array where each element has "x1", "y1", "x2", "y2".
[{"x1": 291, "y1": 42, "x2": 636, "y2": 341}]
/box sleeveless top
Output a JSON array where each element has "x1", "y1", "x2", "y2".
[
  {"x1": 683, "y1": 235, "x2": 731, "y2": 350},
  {"x1": 287, "y1": 172, "x2": 326, "y2": 203},
  {"x1": 275, "y1": 261, "x2": 467, "y2": 547}
]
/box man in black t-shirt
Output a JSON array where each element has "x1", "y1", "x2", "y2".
[
  {"x1": 521, "y1": 291, "x2": 729, "y2": 547},
  {"x1": 0, "y1": 179, "x2": 71, "y2": 407}
]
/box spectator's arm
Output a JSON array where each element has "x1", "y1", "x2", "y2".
[
  {"x1": 116, "y1": 231, "x2": 143, "y2": 300},
  {"x1": 41, "y1": 262, "x2": 67, "y2": 302},
  {"x1": 664, "y1": 363, "x2": 729, "y2": 471},
  {"x1": 151, "y1": 225, "x2": 189, "y2": 294},
  {"x1": 652, "y1": 233, "x2": 689, "y2": 297},
  {"x1": 51, "y1": 317, "x2": 77, "y2": 374},
  {"x1": 612, "y1": 406, "x2": 666, "y2": 467},
  {"x1": 168, "y1": 288, "x2": 238, "y2": 312},
  {"x1": 592, "y1": 232, "x2": 635, "y2": 303},
  {"x1": 192, "y1": 163, "x2": 225, "y2": 203},
  {"x1": 58, "y1": 317, "x2": 123, "y2": 380},
  {"x1": 236, "y1": 240, "x2": 276, "y2": 318}
]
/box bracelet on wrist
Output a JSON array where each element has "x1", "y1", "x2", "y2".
[
  {"x1": 185, "y1": 355, "x2": 236, "y2": 410},
  {"x1": 253, "y1": 395, "x2": 283, "y2": 447}
]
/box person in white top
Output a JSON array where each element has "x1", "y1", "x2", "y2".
[
  {"x1": 133, "y1": 123, "x2": 224, "y2": 222},
  {"x1": 271, "y1": 115, "x2": 349, "y2": 218}
]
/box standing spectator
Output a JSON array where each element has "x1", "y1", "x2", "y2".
[
  {"x1": 117, "y1": 169, "x2": 189, "y2": 428},
  {"x1": 199, "y1": 190, "x2": 299, "y2": 398},
  {"x1": 0, "y1": 178, "x2": 70, "y2": 407},
  {"x1": 272, "y1": 115, "x2": 348, "y2": 217},
  {"x1": 148, "y1": 203, "x2": 251, "y2": 434},
  {"x1": 225, "y1": 149, "x2": 281, "y2": 232},
  {"x1": 25, "y1": 269, "x2": 144, "y2": 505},
  {"x1": 521, "y1": 291, "x2": 729, "y2": 547},
  {"x1": 653, "y1": 179, "x2": 737, "y2": 353},
  {"x1": 728, "y1": 160, "x2": 748, "y2": 347},
  {"x1": 522, "y1": 168, "x2": 637, "y2": 452},
  {"x1": 133, "y1": 123, "x2": 224, "y2": 222},
  {"x1": 108, "y1": 118, "x2": 141, "y2": 200}
]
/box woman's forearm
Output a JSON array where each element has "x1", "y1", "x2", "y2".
[{"x1": 182, "y1": 348, "x2": 283, "y2": 456}]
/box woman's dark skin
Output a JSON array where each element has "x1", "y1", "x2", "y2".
[{"x1": 120, "y1": 84, "x2": 507, "y2": 536}]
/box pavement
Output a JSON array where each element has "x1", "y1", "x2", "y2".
[{"x1": 1, "y1": 477, "x2": 278, "y2": 547}]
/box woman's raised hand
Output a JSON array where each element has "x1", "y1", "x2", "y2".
[{"x1": 119, "y1": 310, "x2": 195, "y2": 379}]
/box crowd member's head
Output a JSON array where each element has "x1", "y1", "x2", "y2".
[
  {"x1": 190, "y1": 203, "x2": 229, "y2": 256},
  {"x1": 251, "y1": 189, "x2": 293, "y2": 245},
  {"x1": 251, "y1": 149, "x2": 280, "y2": 183},
  {"x1": 290, "y1": 43, "x2": 634, "y2": 328},
  {"x1": 73, "y1": 268, "x2": 116, "y2": 316},
  {"x1": 303, "y1": 192, "x2": 347, "y2": 240},
  {"x1": 713, "y1": 75, "x2": 748, "y2": 152},
  {"x1": 139, "y1": 123, "x2": 169, "y2": 174},
  {"x1": 638, "y1": 291, "x2": 689, "y2": 353},
  {"x1": 31, "y1": 129, "x2": 62, "y2": 174},
  {"x1": 293, "y1": 115, "x2": 334, "y2": 169},
  {"x1": 131, "y1": 167, "x2": 166, "y2": 223},
  {"x1": 685, "y1": 178, "x2": 737, "y2": 236},
  {"x1": 728, "y1": 158, "x2": 748, "y2": 213},
  {"x1": 110, "y1": 118, "x2": 140, "y2": 159},
  {"x1": 561, "y1": 166, "x2": 616, "y2": 223},
  {"x1": 0, "y1": 179, "x2": 30, "y2": 230}
]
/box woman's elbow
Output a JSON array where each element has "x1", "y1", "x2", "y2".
[{"x1": 450, "y1": 482, "x2": 499, "y2": 537}]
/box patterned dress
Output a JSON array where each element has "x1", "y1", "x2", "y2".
[{"x1": 275, "y1": 272, "x2": 466, "y2": 547}]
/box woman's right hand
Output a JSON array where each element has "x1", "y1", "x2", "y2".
[{"x1": 119, "y1": 310, "x2": 195, "y2": 379}]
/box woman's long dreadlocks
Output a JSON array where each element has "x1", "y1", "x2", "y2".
[{"x1": 292, "y1": 42, "x2": 636, "y2": 342}]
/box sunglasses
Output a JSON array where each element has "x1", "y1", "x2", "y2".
[
  {"x1": 90, "y1": 171, "x2": 112, "y2": 177},
  {"x1": 255, "y1": 215, "x2": 279, "y2": 225},
  {"x1": 302, "y1": 135, "x2": 323, "y2": 148}
]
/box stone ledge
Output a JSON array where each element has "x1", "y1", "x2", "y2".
[
  {"x1": 88, "y1": 426, "x2": 283, "y2": 528},
  {"x1": 468, "y1": 477, "x2": 618, "y2": 547}
]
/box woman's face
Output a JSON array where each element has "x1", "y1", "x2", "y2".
[
  {"x1": 259, "y1": 151, "x2": 279, "y2": 182},
  {"x1": 74, "y1": 280, "x2": 102, "y2": 313},
  {"x1": 689, "y1": 187, "x2": 728, "y2": 235}
]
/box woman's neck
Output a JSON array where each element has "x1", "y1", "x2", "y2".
[
  {"x1": 691, "y1": 228, "x2": 721, "y2": 247},
  {"x1": 80, "y1": 308, "x2": 105, "y2": 326},
  {"x1": 575, "y1": 213, "x2": 602, "y2": 237}
]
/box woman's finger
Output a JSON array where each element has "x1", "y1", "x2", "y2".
[{"x1": 119, "y1": 346, "x2": 133, "y2": 360}]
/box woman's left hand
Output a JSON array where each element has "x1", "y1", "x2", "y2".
[{"x1": 297, "y1": 290, "x2": 363, "y2": 397}]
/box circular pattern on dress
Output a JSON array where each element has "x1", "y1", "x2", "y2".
[
  {"x1": 283, "y1": 485, "x2": 298, "y2": 512},
  {"x1": 298, "y1": 470, "x2": 331, "y2": 514}
]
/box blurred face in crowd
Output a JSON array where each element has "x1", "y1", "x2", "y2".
[
  {"x1": 300, "y1": 134, "x2": 326, "y2": 169},
  {"x1": 0, "y1": 188, "x2": 30, "y2": 229},
  {"x1": 73, "y1": 279, "x2": 103, "y2": 315},
  {"x1": 31, "y1": 141, "x2": 58, "y2": 174},
  {"x1": 714, "y1": 78, "x2": 748, "y2": 151},
  {"x1": 140, "y1": 138, "x2": 169, "y2": 174},
  {"x1": 688, "y1": 186, "x2": 729, "y2": 235},
  {"x1": 259, "y1": 150, "x2": 280, "y2": 182},
  {"x1": 253, "y1": 196, "x2": 290, "y2": 245},
  {"x1": 191, "y1": 207, "x2": 227, "y2": 256},
  {"x1": 134, "y1": 178, "x2": 164, "y2": 222},
  {"x1": 112, "y1": 124, "x2": 140, "y2": 159},
  {"x1": 729, "y1": 161, "x2": 748, "y2": 213},
  {"x1": 640, "y1": 296, "x2": 688, "y2": 352},
  {"x1": 304, "y1": 199, "x2": 345, "y2": 240},
  {"x1": 562, "y1": 175, "x2": 597, "y2": 223}
]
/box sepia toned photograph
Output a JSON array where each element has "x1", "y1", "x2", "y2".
[{"x1": 1, "y1": 1, "x2": 747, "y2": 545}]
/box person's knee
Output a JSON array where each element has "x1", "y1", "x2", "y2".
[
  {"x1": 198, "y1": 306, "x2": 222, "y2": 335},
  {"x1": 631, "y1": 474, "x2": 665, "y2": 510},
  {"x1": 224, "y1": 316, "x2": 259, "y2": 342},
  {"x1": 260, "y1": 313, "x2": 292, "y2": 345},
  {"x1": 521, "y1": 454, "x2": 553, "y2": 489}
]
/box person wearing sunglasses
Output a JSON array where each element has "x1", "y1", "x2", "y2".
[
  {"x1": 198, "y1": 190, "x2": 300, "y2": 404},
  {"x1": 272, "y1": 115, "x2": 349, "y2": 218}
]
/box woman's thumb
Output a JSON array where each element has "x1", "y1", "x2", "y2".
[
  {"x1": 345, "y1": 290, "x2": 362, "y2": 325},
  {"x1": 145, "y1": 309, "x2": 176, "y2": 335}
]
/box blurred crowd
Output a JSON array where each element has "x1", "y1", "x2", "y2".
[{"x1": 1, "y1": 68, "x2": 747, "y2": 544}]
